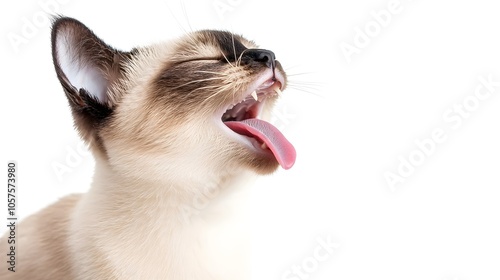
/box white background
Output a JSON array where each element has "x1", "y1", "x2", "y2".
[{"x1": 1, "y1": 0, "x2": 500, "y2": 279}]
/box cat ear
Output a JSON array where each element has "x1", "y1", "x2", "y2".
[{"x1": 51, "y1": 16, "x2": 131, "y2": 144}]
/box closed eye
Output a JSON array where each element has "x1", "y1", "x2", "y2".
[
  {"x1": 172, "y1": 57, "x2": 222, "y2": 66},
  {"x1": 174, "y1": 54, "x2": 241, "y2": 68}
]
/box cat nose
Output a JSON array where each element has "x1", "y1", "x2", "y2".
[{"x1": 242, "y1": 49, "x2": 276, "y2": 69}]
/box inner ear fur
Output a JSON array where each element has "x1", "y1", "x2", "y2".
[{"x1": 51, "y1": 16, "x2": 132, "y2": 148}]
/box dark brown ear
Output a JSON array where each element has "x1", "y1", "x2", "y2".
[{"x1": 51, "y1": 16, "x2": 131, "y2": 144}]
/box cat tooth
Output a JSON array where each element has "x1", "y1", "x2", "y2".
[
  {"x1": 274, "y1": 87, "x2": 282, "y2": 97},
  {"x1": 251, "y1": 91, "x2": 258, "y2": 101},
  {"x1": 261, "y1": 142, "x2": 268, "y2": 149}
]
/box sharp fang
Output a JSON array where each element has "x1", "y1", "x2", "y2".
[
  {"x1": 274, "y1": 87, "x2": 282, "y2": 97},
  {"x1": 251, "y1": 91, "x2": 258, "y2": 101},
  {"x1": 261, "y1": 142, "x2": 268, "y2": 149}
]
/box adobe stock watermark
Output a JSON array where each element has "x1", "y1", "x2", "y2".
[
  {"x1": 270, "y1": 103, "x2": 298, "y2": 133},
  {"x1": 340, "y1": 0, "x2": 416, "y2": 63},
  {"x1": 51, "y1": 141, "x2": 90, "y2": 183},
  {"x1": 7, "y1": 0, "x2": 71, "y2": 53},
  {"x1": 212, "y1": 0, "x2": 243, "y2": 21},
  {"x1": 385, "y1": 74, "x2": 500, "y2": 191},
  {"x1": 178, "y1": 181, "x2": 220, "y2": 224},
  {"x1": 281, "y1": 235, "x2": 340, "y2": 280}
]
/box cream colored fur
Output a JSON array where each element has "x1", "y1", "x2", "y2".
[
  {"x1": 0, "y1": 17, "x2": 289, "y2": 279},
  {"x1": 1, "y1": 158, "x2": 256, "y2": 279}
]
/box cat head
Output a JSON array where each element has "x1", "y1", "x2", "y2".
[{"x1": 51, "y1": 17, "x2": 295, "y2": 187}]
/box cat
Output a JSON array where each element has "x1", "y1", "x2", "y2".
[{"x1": 0, "y1": 16, "x2": 296, "y2": 279}]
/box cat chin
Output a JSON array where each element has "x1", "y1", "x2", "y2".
[
  {"x1": 250, "y1": 160, "x2": 280, "y2": 175},
  {"x1": 233, "y1": 147, "x2": 281, "y2": 175}
]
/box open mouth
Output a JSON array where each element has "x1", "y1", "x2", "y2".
[{"x1": 220, "y1": 70, "x2": 296, "y2": 170}]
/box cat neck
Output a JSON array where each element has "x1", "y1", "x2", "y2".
[
  {"x1": 88, "y1": 156, "x2": 254, "y2": 219},
  {"x1": 73, "y1": 156, "x2": 254, "y2": 279}
]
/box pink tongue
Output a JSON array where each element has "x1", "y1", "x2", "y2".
[{"x1": 225, "y1": 119, "x2": 296, "y2": 169}]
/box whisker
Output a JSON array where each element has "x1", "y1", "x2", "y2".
[
  {"x1": 287, "y1": 81, "x2": 323, "y2": 88},
  {"x1": 220, "y1": 51, "x2": 235, "y2": 68},
  {"x1": 180, "y1": 0, "x2": 193, "y2": 32},
  {"x1": 236, "y1": 50, "x2": 245, "y2": 67},
  {"x1": 169, "y1": 77, "x2": 225, "y2": 90},
  {"x1": 283, "y1": 64, "x2": 316, "y2": 71},
  {"x1": 285, "y1": 72, "x2": 317, "y2": 77},
  {"x1": 200, "y1": 84, "x2": 232, "y2": 105},
  {"x1": 187, "y1": 85, "x2": 221, "y2": 95},
  {"x1": 286, "y1": 85, "x2": 325, "y2": 98},
  {"x1": 287, "y1": 77, "x2": 324, "y2": 87},
  {"x1": 231, "y1": 34, "x2": 237, "y2": 67},
  {"x1": 287, "y1": 82, "x2": 323, "y2": 91},
  {"x1": 230, "y1": 79, "x2": 244, "y2": 103},
  {"x1": 163, "y1": 0, "x2": 189, "y2": 36},
  {"x1": 193, "y1": 70, "x2": 229, "y2": 76}
]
